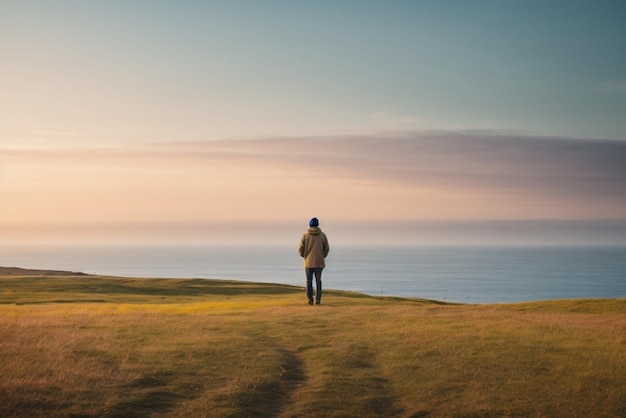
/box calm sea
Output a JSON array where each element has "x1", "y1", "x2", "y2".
[{"x1": 1, "y1": 244, "x2": 625, "y2": 304}]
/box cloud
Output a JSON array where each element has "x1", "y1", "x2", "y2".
[
  {"x1": 2, "y1": 131, "x2": 79, "y2": 151},
  {"x1": 183, "y1": 131, "x2": 624, "y2": 185},
  {"x1": 601, "y1": 80, "x2": 626, "y2": 93},
  {"x1": 5, "y1": 130, "x2": 626, "y2": 220},
  {"x1": 369, "y1": 112, "x2": 418, "y2": 128},
  {"x1": 32, "y1": 130, "x2": 77, "y2": 136},
  {"x1": 15, "y1": 130, "x2": 626, "y2": 203},
  {"x1": 125, "y1": 131, "x2": 626, "y2": 218}
]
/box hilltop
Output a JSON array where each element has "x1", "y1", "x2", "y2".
[{"x1": 0, "y1": 266, "x2": 86, "y2": 276}]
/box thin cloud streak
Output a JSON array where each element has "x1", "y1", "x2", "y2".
[{"x1": 601, "y1": 80, "x2": 626, "y2": 93}]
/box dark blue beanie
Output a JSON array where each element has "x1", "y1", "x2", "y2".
[{"x1": 309, "y1": 217, "x2": 319, "y2": 227}]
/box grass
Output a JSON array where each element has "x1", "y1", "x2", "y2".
[{"x1": 0, "y1": 269, "x2": 625, "y2": 417}]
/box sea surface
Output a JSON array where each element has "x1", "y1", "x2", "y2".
[{"x1": 1, "y1": 244, "x2": 625, "y2": 304}]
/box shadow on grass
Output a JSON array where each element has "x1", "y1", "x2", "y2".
[
  {"x1": 228, "y1": 347, "x2": 307, "y2": 416},
  {"x1": 107, "y1": 389, "x2": 185, "y2": 418}
]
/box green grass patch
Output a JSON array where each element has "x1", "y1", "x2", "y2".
[
  {"x1": 1, "y1": 272, "x2": 625, "y2": 417},
  {"x1": 0, "y1": 274, "x2": 305, "y2": 305}
]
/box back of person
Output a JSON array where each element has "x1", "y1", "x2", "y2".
[{"x1": 299, "y1": 224, "x2": 329, "y2": 268}]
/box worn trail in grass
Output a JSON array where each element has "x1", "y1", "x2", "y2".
[{"x1": 1, "y1": 271, "x2": 625, "y2": 417}]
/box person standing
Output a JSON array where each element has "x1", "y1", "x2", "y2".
[{"x1": 298, "y1": 217, "x2": 329, "y2": 305}]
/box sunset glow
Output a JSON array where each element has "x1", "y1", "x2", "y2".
[{"x1": 1, "y1": 1, "x2": 625, "y2": 245}]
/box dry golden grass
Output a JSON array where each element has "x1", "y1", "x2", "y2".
[{"x1": 1, "y1": 272, "x2": 625, "y2": 417}]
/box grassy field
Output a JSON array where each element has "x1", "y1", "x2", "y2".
[{"x1": 1, "y1": 268, "x2": 625, "y2": 417}]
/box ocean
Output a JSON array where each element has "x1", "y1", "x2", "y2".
[{"x1": 1, "y1": 244, "x2": 625, "y2": 304}]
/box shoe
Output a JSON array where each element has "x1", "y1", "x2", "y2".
[
  {"x1": 315, "y1": 301, "x2": 321, "y2": 305},
  {"x1": 308, "y1": 300, "x2": 314, "y2": 305}
]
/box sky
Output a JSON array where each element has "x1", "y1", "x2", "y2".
[{"x1": 1, "y1": 1, "x2": 626, "y2": 245}]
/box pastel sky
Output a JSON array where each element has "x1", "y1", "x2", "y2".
[{"x1": 1, "y1": 1, "x2": 626, "y2": 244}]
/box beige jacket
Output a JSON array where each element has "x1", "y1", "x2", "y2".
[{"x1": 298, "y1": 227, "x2": 329, "y2": 268}]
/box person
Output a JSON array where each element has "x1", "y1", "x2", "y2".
[{"x1": 298, "y1": 217, "x2": 329, "y2": 305}]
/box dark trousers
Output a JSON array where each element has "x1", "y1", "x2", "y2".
[{"x1": 305, "y1": 268, "x2": 323, "y2": 303}]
